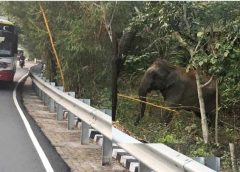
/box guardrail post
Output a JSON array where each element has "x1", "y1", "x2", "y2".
[
  {"x1": 101, "y1": 109, "x2": 112, "y2": 166},
  {"x1": 33, "y1": 78, "x2": 40, "y2": 97},
  {"x1": 39, "y1": 77, "x2": 46, "y2": 101},
  {"x1": 42, "y1": 76, "x2": 46, "y2": 81},
  {"x1": 48, "y1": 82, "x2": 56, "y2": 112},
  {"x1": 41, "y1": 90, "x2": 45, "y2": 102},
  {"x1": 33, "y1": 81, "x2": 38, "y2": 95},
  {"x1": 34, "y1": 83, "x2": 37, "y2": 92},
  {"x1": 79, "y1": 99, "x2": 91, "y2": 145},
  {"x1": 193, "y1": 157, "x2": 220, "y2": 172},
  {"x1": 38, "y1": 88, "x2": 41, "y2": 98},
  {"x1": 44, "y1": 93, "x2": 49, "y2": 106},
  {"x1": 100, "y1": 109, "x2": 112, "y2": 117},
  {"x1": 81, "y1": 122, "x2": 89, "y2": 145},
  {"x1": 79, "y1": 99, "x2": 91, "y2": 106},
  {"x1": 56, "y1": 86, "x2": 64, "y2": 120},
  {"x1": 32, "y1": 80, "x2": 36, "y2": 91},
  {"x1": 66, "y1": 92, "x2": 75, "y2": 130},
  {"x1": 102, "y1": 136, "x2": 112, "y2": 166},
  {"x1": 43, "y1": 80, "x2": 50, "y2": 106},
  {"x1": 193, "y1": 157, "x2": 205, "y2": 164},
  {"x1": 57, "y1": 105, "x2": 64, "y2": 120},
  {"x1": 68, "y1": 112, "x2": 75, "y2": 130},
  {"x1": 139, "y1": 162, "x2": 152, "y2": 172},
  {"x1": 205, "y1": 157, "x2": 220, "y2": 172}
]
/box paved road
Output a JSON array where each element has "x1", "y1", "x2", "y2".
[{"x1": 0, "y1": 64, "x2": 69, "y2": 172}]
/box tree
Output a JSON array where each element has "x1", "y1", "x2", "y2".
[{"x1": 122, "y1": 1, "x2": 240, "y2": 142}]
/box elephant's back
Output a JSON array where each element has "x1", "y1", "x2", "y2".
[{"x1": 181, "y1": 85, "x2": 199, "y2": 108}]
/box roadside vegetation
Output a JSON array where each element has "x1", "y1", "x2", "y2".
[
  {"x1": 115, "y1": 1, "x2": 240, "y2": 143},
  {"x1": 1, "y1": 2, "x2": 239, "y2": 171}
]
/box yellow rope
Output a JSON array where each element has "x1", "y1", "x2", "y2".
[
  {"x1": 118, "y1": 93, "x2": 179, "y2": 114},
  {"x1": 39, "y1": 2, "x2": 66, "y2": 90}
]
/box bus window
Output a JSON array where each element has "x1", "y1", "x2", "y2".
[
  {"x1": 0, "y1": 36, "x2": 12, "y2": 56},
  {"x1": 0, "y1": 36, "x2": 4, "y2": 42}
]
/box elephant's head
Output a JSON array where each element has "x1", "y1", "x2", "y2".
[
  {"x1": 135, "y1": 59, "x2": 176, "y2": 125},
  {"x1": 138, "y1": 59, "x2": 175, "y2": 96}
]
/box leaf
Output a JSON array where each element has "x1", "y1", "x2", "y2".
[
  {"x1": 210, "y1": 58, "x2": 217, "y2": 64},
  {"x1": 199, "y1": 61, "x2": 204, "y2": 66},
  {"x1": 224, "y1": 50, "x2": 229, "y2": 57},
  {"x1": 197, "y1": 32, "x2": 204, "y2": 38},
  {"x1": 215, "y1": 43, "x2": 220, "y2": 49}
]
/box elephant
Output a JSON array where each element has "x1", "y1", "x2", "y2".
[{"x1": 135, "y1": 58, "x2": 216, "y2": 126}]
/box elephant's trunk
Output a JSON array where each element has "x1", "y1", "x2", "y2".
[{"x1": 135, "y1": 80, "x2": 150, "y2": 125}]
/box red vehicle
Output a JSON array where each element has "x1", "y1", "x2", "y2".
[{"x1": 0, "y1": 17, "x2": 18, "y2": 83}]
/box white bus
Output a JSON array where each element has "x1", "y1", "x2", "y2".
[{"x1": 0, "y1": 17, "x2": 18, "y2": 83}]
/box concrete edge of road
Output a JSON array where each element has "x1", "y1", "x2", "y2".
[{"x1": 13, "y1": 72, "x2": 54, "y2": 172}]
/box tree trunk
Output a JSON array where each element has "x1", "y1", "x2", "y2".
[
  {"x1": 215, "y1": 79, "x2": 219, "y2": 145},
  {"x1": 229, "y1": 143, "x2": 238, "y2": 172},
  {"x1": 112, "y1": 59, "x2": 117, "y2": 122},
  {"x1": 111, "y1": 31, "x2": 118, "y2": 121},
  {"x1": 195, "y1": 69, "x2": 209, "y2": 143}
]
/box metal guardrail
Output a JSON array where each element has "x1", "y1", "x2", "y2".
[
  {"x1": 31, "y1": 74, "x2": 111, "y2": 138},
  {"x1": 30, "y1": 70, "x2": 112, "y2": 165},
  {"x1": 113, "y1": 127, "x2": 217, "y2": 172},
  {"x1": 30, "y1": 67, "x2": 217, "y2": 172}
]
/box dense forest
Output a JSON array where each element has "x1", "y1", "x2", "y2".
[{"x1": 1, "y1": 2, "x2": 239, "y2": 171}]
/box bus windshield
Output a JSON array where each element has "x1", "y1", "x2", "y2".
[{"x1": 0, "y1": 35, "x2": 13, "y2": 57}]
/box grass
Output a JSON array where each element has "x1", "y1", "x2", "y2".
[{"x1": 115, "y1": 73, "x2": 240, "y2": 170}]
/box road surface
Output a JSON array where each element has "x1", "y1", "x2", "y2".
[{"x1": 0, "y1": 64, "x2": 69, "y2": 172}]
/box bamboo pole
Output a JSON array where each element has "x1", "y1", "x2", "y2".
[{"x1": 39, "y1": 2, "x2": 66, "y2": 90}]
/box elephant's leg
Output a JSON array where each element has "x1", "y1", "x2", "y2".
[
  {"x1": 135, "y1": 100, "x2": 146, "y2": 126},
  {"x1": 134, "y1": 94, "x2": 146, "y2": 126},
  {"x1": 163, "y1": 93, "x2": 182, "y2": 124},
  {"x1": 206, "y1": 111, "x2": 216, "y2": 127},
  {"x1": 161, "y1": 103, "x2": 174, "y2": 124}
]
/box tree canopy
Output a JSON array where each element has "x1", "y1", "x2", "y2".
[{"x1": 1, "y1": 1, "x2": 240, "y2": 170}]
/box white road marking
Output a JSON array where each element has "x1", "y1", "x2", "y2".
[{"x1": 13, "y1": 72, "x2": 54, "y2": 172}]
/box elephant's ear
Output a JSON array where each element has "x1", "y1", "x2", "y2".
[{"x1": 166, "y1": 71, "x2": 179, "y2": 88}]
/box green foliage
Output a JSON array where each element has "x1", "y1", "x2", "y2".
[
  {"x1": 120, "y1": 1, "x2": 240, "y2": 116},
  {"x1": 1, "y1": 3, "x2": 240, "y2": 170},
  {"x1": 124, "y1": 52, "x2": 157, "y2": 74},
  {"x1": 158, "y1": 134, "x2": 179, "y2": 144},
  {"x1": 0, "y1": 2, "x2": 140, "y2": 108},
  {"x1": 190, "y1": 146, "x2": 211, "y2": 157}
]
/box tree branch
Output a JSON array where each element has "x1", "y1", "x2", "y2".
[
  {"x1": 143, "y1": 37, "x2": 164, "y2": 51},
  {"x1": 134, "y1": 6, "x2": 140, "y2": 15},
  {"x1": 230, "y1": 33, "x2": 239, "y2": 46},
  {"x1": 103, "y1": 2, "x2": 118, "y2": 43},
  {"x1": 194, "y1": 39, "x2": 201, "y2": 53},
  {"x1": 211, "y1": 45, "x2": 217, "y2": 58},
  {"x1": 109, "y1": 2, "x2": 117, "y2": 26},
  {"x1": 172, "y1": 31, "x2": 194, "y2": 57},
  {"x1": 183, "y1": 3, "x2": 190, "y2": 33},
  {"x1": 200, "y1": 76, "x2": 213, "y2": 88}
]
